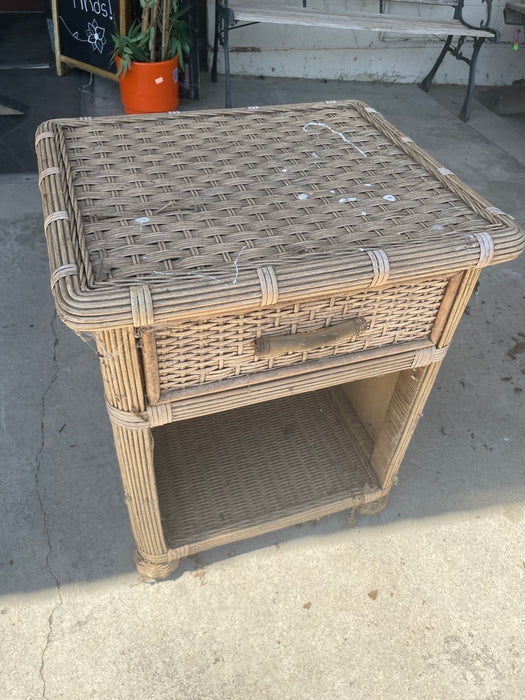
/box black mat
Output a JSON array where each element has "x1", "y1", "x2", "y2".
[
  {"x1": 0, "y1": 12, "x2": 53, "y2": 67},
  {"x1": 0, "y1": 13, "x2": 87, "y2": 173},
  {"x1": 0, "y1": 67, "x2": 88, "y2": 172}
]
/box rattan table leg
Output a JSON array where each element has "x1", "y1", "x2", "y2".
[
  {"x1": 111, "y1": 421, "x2": 173, "y2": 576},
  {"x1": 357, "y1": 492, "x2": 390, "y2": 515},
  {"x1": 95, "y1": 326, "x2": 180, "y2": 577},
  {"x1": 134, "y1": 548, "x2": 180, "y2": 579}
]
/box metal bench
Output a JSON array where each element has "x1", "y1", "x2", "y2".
[{"x1": 211, "y1": 0, "x2": 499, "y2": 120}]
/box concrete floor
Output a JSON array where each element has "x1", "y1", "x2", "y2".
[{"x1": 1, "y1": 60, "x2": 525, "y2": 700}]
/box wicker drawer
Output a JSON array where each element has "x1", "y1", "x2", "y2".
[{"x1": 141, "y1": 276, "x2": 452, "y2": 404}]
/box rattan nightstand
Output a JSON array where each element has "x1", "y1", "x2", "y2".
[{"x1": 36, "y1": 101, "x2": 524, "y2": 578}]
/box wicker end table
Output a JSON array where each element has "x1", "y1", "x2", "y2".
[{"x1": 35, "y1": 101, "x2": 524, "y2": 578}]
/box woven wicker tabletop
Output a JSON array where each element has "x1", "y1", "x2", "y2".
[{"x1": 35, "y1": 100, "x2": 524, "y2": 330}]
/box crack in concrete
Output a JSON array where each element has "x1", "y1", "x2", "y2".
[{"x1": 35, "y1": 312, "x2": 63, "y2": 700}]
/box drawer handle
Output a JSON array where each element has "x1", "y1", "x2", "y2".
[{"x1": 254, "y1": 317, "x2": 368, "y2": 358}]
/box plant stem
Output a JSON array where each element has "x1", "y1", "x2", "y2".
[
  {"x1": 141, "y1": 1, "x2": 150, "y2": 33},
  {"x1": 161, "y1": 0, "x2": 170, "y2": 61},
  {"x1": 150, "y1": 0, "x2": 161, "y2": 61}
]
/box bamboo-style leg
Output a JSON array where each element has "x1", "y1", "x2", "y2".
[
  {"x1": 370, "y1": 363, "x2": 442, "y2": 490},
  {"x1": 369, "y1": 269, "x2": 481, "y2": 491},
  {"x1": 357, "y1": 493, "x2": 390, "y2": 515},
  {"x1": 95, "y1": 327, "x2": 177, "y2": 578},
  {"x1": 111, "y1": 421, "x2": 179, "y2": 578}
]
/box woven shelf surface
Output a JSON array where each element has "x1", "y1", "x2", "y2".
[
  {"x1": 35, "y1": 100, "x2": 524, "y2": 329},
  {"x1": 153, "y1": 388, "x2": 379, "y2": 552}
]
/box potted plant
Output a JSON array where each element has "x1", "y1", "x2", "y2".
[{"x1": 112, "y1": 0, "x2": 192, "y2": 114}]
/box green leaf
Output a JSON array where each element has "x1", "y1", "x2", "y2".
[{"x1": 112, "y1": 2, "x2": 193, "y2": 69}]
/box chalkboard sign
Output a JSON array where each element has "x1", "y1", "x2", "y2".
[{"x1": 52, "y1": 0, "x2": 131, "y2": 80}]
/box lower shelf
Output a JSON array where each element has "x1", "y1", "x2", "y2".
[{"x1": 153, "y1": 387, "x2": 386, "y2": 557}]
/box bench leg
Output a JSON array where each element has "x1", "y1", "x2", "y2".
[
  {"x1": 211, "y1": 2, "x2": 233, "y2": 108},
  {"x1": 419, "y1": 35, "x2": 453, "y2": 93},
  {"x1": 211, "y1": 1, "x2": 220, "y2": 83},
  {"x1": 458, "y1": 37, "x2": 485, "y2": 122}
]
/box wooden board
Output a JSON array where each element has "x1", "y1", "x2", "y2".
[
  {"x1": 229, "y1": 2, "x2": 494, "y2": 37},
  {"x1": 51, "y1": 0, "x2": 130, "y2": 80},
  {"x1": 341, "y1": 373, "x2": 400, "y2": 444},
  {"x1": 387, "y1": 0, "x2": 457, "y2": 5}
]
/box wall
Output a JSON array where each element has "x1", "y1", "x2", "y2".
[{"x1": 208, "y1": 0, "x2": 523, "y2": 86}]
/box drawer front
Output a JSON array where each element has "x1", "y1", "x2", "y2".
[{"x1": 142, "y1": 277, "x2": 451, "y2": 403}]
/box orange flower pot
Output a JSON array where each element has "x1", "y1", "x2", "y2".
[{"x1": 116, "y1": 55, "x2": 179, "y2": 114}]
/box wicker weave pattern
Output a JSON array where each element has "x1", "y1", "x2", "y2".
[
  {"x1": 151, "y1": 277, "x2": 448, "y2": 392},
  {"x1": 35, "y1": 101, "x2": 523, "y2": 331},
  {"x1": 153, "y1": 389, "x2": 379, "y2": 550},
  {"x1": 55, "y1": 104, "x2": 511, "y2": 286}
]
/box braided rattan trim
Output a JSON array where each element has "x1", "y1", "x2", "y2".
[
  {"x1": 411, "y1": 345, "x2": 449, "y2": 368},
  {"x1": 38, "y1": 166, "x2": 60, "y2": 188},
  {"x1": 130, "y1": 285, "x2": 154, "y2": 327},
  {"x1": 106, "y1": 402, "x2": 149, "y2": 429},
  {"x1": 44, "y1": 211, "x2": 69, "y2": 231},
  {"x1": 147, "y1": 403, "x2": 172, "y2": 427},
  {"x1": 51, "y1": 264, "x2": 78, "y2": 288},
  {"x1": 136, "y1": 548, "x2": 181, "y2": 564},
  {"x1": 134, "y1": 549, "x2": 180, "y2": 579},
  {"x1": 486, "y1": 206, "x2": 506, "y2": 216},
  {"x1": 35, "y1": 131, "x2": 54, "y2": 147},
  {"x1": 366, "y1": 249, "x2": 390, "y2": 287},
  {"x1": 105, "y1": 401, "x2": 173, "y2": 429},
  {"x1": 169, "y1": 544, "x2": 191, "y2": 558},
  {"x1": 473, "y1": 232, "x2": 495, "y2": 268},
  {"x1": 257, "y1": 266, "x2": 279, "y2": 306}
]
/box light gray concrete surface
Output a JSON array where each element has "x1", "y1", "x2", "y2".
[{"x1": 1, "y1": 78, "x2": 524, "y2": 700}]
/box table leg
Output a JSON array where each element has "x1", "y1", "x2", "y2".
[
  {"x1": 96, "y1": 326, "x2": 179, "y2": 578},
  {"x1": 111, "y1": 421, "x2": 180, "y2": 579}
]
